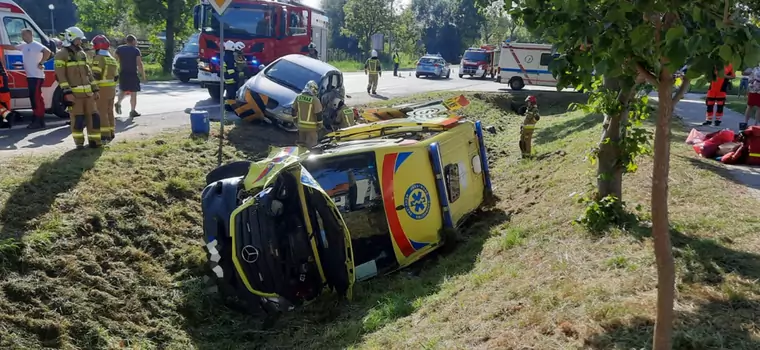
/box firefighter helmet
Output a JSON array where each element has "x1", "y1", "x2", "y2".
[
  {"x1": 308, "y1": 42, "x2": 316, "y2": 49},
  {"x1": 525, "y1": 95, "x2": 537, "y2": 105},
  {"x1": 233, "y1": 41, "x2": 245, "y2": 51},
  {"x1": 371, "y1": 49, "x2": 378, "y2": 58},
  {"x1": 303, "y1": 80, "x2": 318, "y2": 95},
  {"x1": 92, "y1": 35, "x2": 110, "y2": 50},
  {"x1": 62, "y1": 27, "x2": 86, "y2": 47},
  {"x1": 223, "y1": 40, "x2": 235, "y2": 51}
]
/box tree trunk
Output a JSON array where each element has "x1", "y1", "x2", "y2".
[
  {"x1": 652, "y1": 70, "x2": 676, "y2": 350},
  {"x1": 595, "y1": 79, "x2": 635, "y2": 200},
  {"x1": 163, "y1": 0, "x2": 176, "y2": 74}
]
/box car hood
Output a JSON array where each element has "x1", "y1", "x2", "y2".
[
  {"x1": 174, "y1": 52, "x2": 198, "y2": 59},
  {"x1": 243, "y1": 74, "x2": 298, "y2": 107},
  {"x1": 239, "y1": 146, "x2": 356, "y2": 299}
]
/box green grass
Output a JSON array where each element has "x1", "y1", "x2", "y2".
[
  {"x1": 143, "y1": 63, "x2": 175, "y2": 82},
  {"x1": 1, "y1": 91, "x2": 759, "y2": 349}
]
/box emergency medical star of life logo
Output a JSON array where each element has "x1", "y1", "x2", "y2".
[{"x1": 403, "y1": 183, "x2": 431, "y2": 220}]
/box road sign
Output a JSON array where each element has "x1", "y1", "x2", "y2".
[{"x1": 208, "y1": 0, "x2": 233, "y2": 14}]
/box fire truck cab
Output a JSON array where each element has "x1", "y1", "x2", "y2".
[
  {"x1": 193, "y1": 0, "x2": 329, "y2": 100},
  {"x1": 0, "y1": 0, "x2": 67, "y2": 118},
  {"x1": 458, "y1": 45, "x2": 500, "y2": 80}
]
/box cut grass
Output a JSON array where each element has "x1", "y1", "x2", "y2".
[
  {"x1": 144, "y1": 63, "x2": 175, "y2": 82},
  {"x1": 1, "y1": 91, "x2": 759, "y2": 349}
]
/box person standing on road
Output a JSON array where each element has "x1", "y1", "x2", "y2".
[
  {"x1": 1, "y1": 29, "x2": 53, "y2": 129},
  {"x1": 55, "y1": 26, "x2": 102, "y2": 149},
  {"x1": 703, "y1": 64, "x2": 735, "y2": 126},
  {"x1": 393, "y1": 50, "x2": 400, "y2": 76},
  {"x1": 91, "y1": 35, "x2": 119, "y2": 143},
  {"x1": 114, "y1": 35, "x2": 147, "y2": 118},
  {"x1": 364, "y1": 50, "x2": 381, "y2": 94},
  {"x1": 742, "y1": 64, "x2": 760, "y2": 130},
  {"x1": 292, "y1": 80, "x2": 323, "y2": 148}
]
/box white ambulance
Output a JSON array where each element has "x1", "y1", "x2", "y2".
[
  {"x1": 0, "y1": 0, "x2": 66, "y2": 118},
  {"x1": 498, "y1": 41, "x2": 558, "y2": 91}
]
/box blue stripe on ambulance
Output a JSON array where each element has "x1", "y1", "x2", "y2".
[
  {"x1": 5, "y1": 54, "x2": 55, "y2": 71},
  {"x1": 428, "y1": 142, "x2": 454, "y2": 229}
]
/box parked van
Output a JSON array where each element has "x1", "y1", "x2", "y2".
[
  {"x1": 498, "y1": 41, "x2": 558, "y2": 91},
  {"x1": 0, "y1": 0, "x2": 67, "y2": 118}
]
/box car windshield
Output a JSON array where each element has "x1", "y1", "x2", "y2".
[
  {"x1": 418, "y1": 57, "x2": 437, "y2": 64},
  {"x1": 463, "y1": 51, "x2": 488, "y2": 61},
  {"x1": 203, "y1": 5, "x2": 275, "y2": 39},
  {"x1": 181, "y1": 35, "x2": 199, "y2": 53},
  {"x1": 264, "y1": 59, "x2": 324, "y2": 92}
]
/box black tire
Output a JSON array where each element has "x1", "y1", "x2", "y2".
[
  {"x1": 415, "y1": 73, "x2": 420, "y2": 78},
  {"x1": 510, "y1": 78, "x2": 525, "y2": 91},
  {"x1": 207, "y1": 85, "x2": 221, "y2": 101},
  {"x1": 51, "y1": 86, "x2": 70, "y2": 119},
  {"x1": 446, "y1": 70, "x2": 450, "y2": 79},
  {"x1": 179, "y1": 75, "x2": 191, "y2": 83},
  {"x1": 206, "y1": 160, "x2": 253, "y2": 185},
  {"x1": 458, "y1": 74, "x2": 464, "y2": 78}
]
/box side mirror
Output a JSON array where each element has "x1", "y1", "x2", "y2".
[{"x1": 193, "y1": 5, "x2": 200, "y2": 29}]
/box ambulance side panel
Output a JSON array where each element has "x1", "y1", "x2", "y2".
[
  {"x1": 499, "y1": 44, "x2": 557, "y2": 87},
  {"x1": 376, "y1": 145, "x2": 444, "y2": 267},
  {"x1": 0, "y1": 5, "x2": 56, "y2": 111},
  {"x1": 432, "y1": 123, "x2": 485, "y2": 226}
]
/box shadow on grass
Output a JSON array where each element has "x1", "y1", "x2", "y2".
[
  {"x1": 533, "y1": 112, "x2": 602, "y2": 145},
  {"x1": 179, "y1": 207, "x2": 511, "y2": 349},
  {"x1": 586, "y1": 297, "x2": 760, "y2": 349},
  {"x1": 585, "y1": 219, "x2": 760, "y2": 349},
  {"x1": 0, "y1": 147, "x2": 103, "y2": 240},
  {"x1": 678, "y1": 155, "x2": 760, "y2": 191},
  {"x1": 225, "y1": 121, "x2": 296, "y2": 159}
]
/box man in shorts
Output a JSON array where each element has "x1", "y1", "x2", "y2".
[
  {"x1": 742, "y1": 64, "x2": 760, "y2": 130},
  {"x1": 114, "y1": 35, "x2": 147, "y2": 118}
]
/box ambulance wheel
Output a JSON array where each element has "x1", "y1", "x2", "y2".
[
  {"x1": 509, "y1": 78, "x2": 525, "y2": 91},
  {"x1": 51, "y1": 87, "x2": 70, "y2": 119},
  {"x1": 207, "y1": 86, "x2": 221, "y2": 101}
]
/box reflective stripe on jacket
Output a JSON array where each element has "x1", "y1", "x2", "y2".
[
  {"x1": 294, "y1": 93, "x2": 322, "y2": 129},
  {"x1": 54, "y1": 47, "x2": 98, "y2": 97},
  {"x1": 92, "y1": 54, "x2": 118, "y2": 87}
]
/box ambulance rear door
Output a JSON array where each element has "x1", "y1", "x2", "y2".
[{"x1": 0, "y1": 5, "x2": 56, "y2": 110}]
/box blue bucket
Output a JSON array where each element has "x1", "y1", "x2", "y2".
[{"x1": 190, "y1": 109, "x2": 210, "y2": 134}]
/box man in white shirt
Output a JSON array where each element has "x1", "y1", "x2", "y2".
[{"x1": 1, "y1": 28, "x2": 52, "y2": 129}]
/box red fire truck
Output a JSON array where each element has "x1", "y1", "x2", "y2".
[
  {"x1": 458, "y1": 44, "x2": 500, "y2": 80},
  {"x1": 193, "y1": 0, "x2": 328, "y2": 100}
]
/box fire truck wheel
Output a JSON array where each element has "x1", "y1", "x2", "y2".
[
  {"x1": 509, "y1": 77, "x2": 525, "y2": 91},
  {"x1": 51, "y1": 87, "x2": 70, "y2": 119}
]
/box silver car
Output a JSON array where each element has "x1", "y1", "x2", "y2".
[{"x1": 235, "y1": 54, "x2": 346, "y2": 132}]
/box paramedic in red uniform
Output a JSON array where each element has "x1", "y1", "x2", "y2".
[
  {"x1": 703, "y1": 64, "x2": 736, "y2": 126},
  {"x1": 1, "y1": 28, "x2": 52, "y2": 129}
]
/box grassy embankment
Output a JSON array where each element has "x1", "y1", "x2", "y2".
[{"x1": 1, "y1": 91, "x2": 759, "y2": 349}]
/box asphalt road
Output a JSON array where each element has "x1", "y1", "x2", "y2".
[{"x1": 0, "y1": 67, "x2": 560, "y2": 157}]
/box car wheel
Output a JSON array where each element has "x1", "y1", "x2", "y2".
[
  {"x1": 416, "y1": 73, "x2": 420, "y2": 78},
  {"x1": 179, "y1": 76, "x2": 191, "y2": 83},
  {"x1": 446, "y1": 70, "x2": 451, "y2": 79},
  {"x1": 206, "y1": 160, "x2": 253, "y2": 185},
  {"x1": 510, "y1": 77, "x2": 525, "y2": 91},
  {"x1": 51, "y1": 86, "x2": 70, "y2": 119},
  {"x1": 207, "y1": 85, "x2": 221, "y2": 101}
]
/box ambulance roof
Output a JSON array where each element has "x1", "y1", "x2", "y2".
[{"x1": 502, "y1": 42, "x2": 553, "y2": 50}]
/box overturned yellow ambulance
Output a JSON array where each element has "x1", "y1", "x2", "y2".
[{"x1": 200, "y1": 101, "x2": 492, "y2": 313}]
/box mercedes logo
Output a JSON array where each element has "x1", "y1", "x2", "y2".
[{"x1": 241, "y1": 245, "x2": 260, "y2": 263}]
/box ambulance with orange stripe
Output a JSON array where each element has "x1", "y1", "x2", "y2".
[
  {"x1": 199, "y1": 102, "x2": 492, "y2": 313},
  {"x1": 498, "y1": 41, "x2": 558, "y2": 91},
  {"x1": 0, "y1": 0, "x2": 67, "y2": 118}
]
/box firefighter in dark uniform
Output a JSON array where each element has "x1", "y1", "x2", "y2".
[
  {"x1": 292, "y1": 80, "x2": 323, "y2": 148},
  {"x1": 703, "y1": 64, "x2": 735, "y2": 126},
  {"x1": 223, "y1": 41, "x2": 240, "y2": 111},
  {"x1": 520, "y1": 95, "x2": 540, "y2": 158},
  {"x1": 233, "y1": 41, "x2": 247, "y2": 89},
  {"x1": 56, "y1": 26, "x2": 102, "y2": 149}
]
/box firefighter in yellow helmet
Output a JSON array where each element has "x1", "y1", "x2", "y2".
[
  {"x1": 292, "y1": 80, "x2": 323, "y2": 148},
  {"x1": 331, "y1": 97, "x2": 357, "y2": 130},
  {"x1": 91, "y1": 34, "x2": 118, "y2": 143},
  {"x1": 520, "y1": 95, "x2": 540, "y2": 158},
  {"x1": 56, "y1": 26, "x2": 102, "y2": 149},
  {"x1": 364, "y1": 50, "x2": 382, "y2": 94}
]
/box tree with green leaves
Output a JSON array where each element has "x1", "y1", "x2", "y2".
[
  {"x1": 129, "y1": 0, "x2": 195, "y2": 73},
  {"x1": 72, "y1": 0, "x2": 130, "y2": 35},
  {"x1": 490, "y1": 0, "x2": 760, "y2": 348},
  {"x1": 343, "y1": 0, "x2": 393, "y2": 53},
  {"x1": 393, "y1": 7, "x2": 423, "y2": 55}
]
